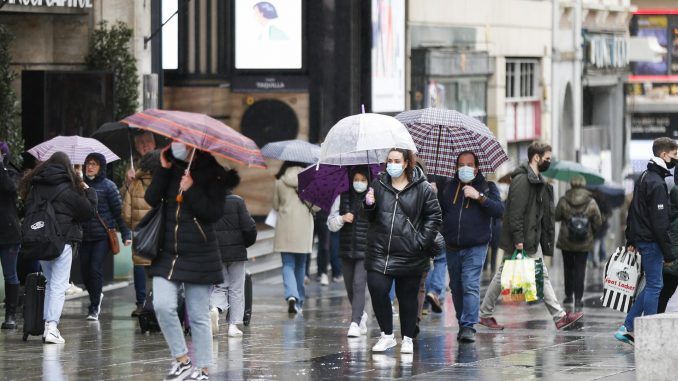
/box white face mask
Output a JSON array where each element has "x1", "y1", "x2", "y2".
[
  {"x1": 171, "y1": 142, "x2": 189, "y2": 161},
  {"x1": 353, "y1": 181, "x2": 368, "y2": 193}
]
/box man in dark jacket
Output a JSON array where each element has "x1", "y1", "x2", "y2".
[
  {"x1": 209, "y1": 168, "x2": 257, "y2": 337},
  {"x1": 479, "y1": 142, "x2": 584, "y2": 331},
  {"x1": 440, "y1": 151, "x2": 504, "y2": 342},
  {"x1": 80, "y1": 152, "x2": 131, "y2": 321},
  {"x1": 615, "y1": 137, "x2": 678, "y2": 345},
  {"x1": 0, "y1": 142, "x2": 21, "y2": 329}
]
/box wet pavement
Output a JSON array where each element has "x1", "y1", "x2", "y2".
[{"x1": 0, "y1": 259, "x2": 637, "y2": 380}]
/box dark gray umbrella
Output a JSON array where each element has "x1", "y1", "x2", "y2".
[{"x1": 261, "y1": 139, "x2": 320, "y2": 164}]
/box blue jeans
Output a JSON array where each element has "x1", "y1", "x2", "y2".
[
  {"x1": 624, "y1": 242, "x2": 664, "y2": 332},
  {"x1": 0, "y1": 244, "x2": 19, "y2": 285},
  {"x1": 133, "y1": 265, "x2": 146, "y2": 306},
  {"x1": 447, "y1": 245, "x2": 487, "y2": 329},
  {"x1": 153, "y1": 277, "x2": 213, "y2": 369},
  {"x1": 79, "y1": 239, "x2": 109, "y2": 313},
  {"x1": 41, "y1": 245, "x2": 73, "y2": 323},
  {"x1": 425, "y1": 250, "x2": 447, "y2": 301},
  {"x1": 281, "y1": 252, "x2": 307, "y2": 307}
]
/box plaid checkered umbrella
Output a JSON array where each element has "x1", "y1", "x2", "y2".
[{"x1": 395, "y1": 108, "x2": 509, "y2": 177}]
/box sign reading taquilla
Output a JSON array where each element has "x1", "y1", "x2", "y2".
[{"x1": 4, "y1": 0, "x2": 92, "y2": 8}]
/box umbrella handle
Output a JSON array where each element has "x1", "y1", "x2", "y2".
[{"x1": 176, "y1": 148, "x2": 196, "y2": 203}]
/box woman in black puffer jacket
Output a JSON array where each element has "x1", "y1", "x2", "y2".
[
  {"x1": 145, "y1": 143, "x2": 226, "y2": 379},
  {"x1": 19, "y1": 151, "x2": 97, "y2": 343},
  {"x1": 208, "y1": 168, "x2": 257, "y2": 337},
  {"x1": 364, "y1": 148, "x2": 441, "y2": 354},
  {"x1": 327, "y1": 166, "x2": 371, "y2": 338}
]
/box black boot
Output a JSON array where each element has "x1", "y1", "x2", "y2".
[{"x1": 2, "y1": 283, "x2": 19, "y2": 329}]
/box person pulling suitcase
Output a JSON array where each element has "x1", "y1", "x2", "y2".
[
  {"x1": 208, "y1": 168, "x2": 257, "y2": 337},
  {"x1": 18, "y1": 152, "x2": 97, "y2": 343}
]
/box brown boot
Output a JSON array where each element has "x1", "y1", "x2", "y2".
[{"x1": 479, "y1": 317, "x2": 504, "y2": 330}]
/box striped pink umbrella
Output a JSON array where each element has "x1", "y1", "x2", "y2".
[
  {"x1": 121, "y1": 109, "x2": 266, "y2": 168},
  {"x1": 27, "y1": 135, "x2": 120, "y2": 164}
]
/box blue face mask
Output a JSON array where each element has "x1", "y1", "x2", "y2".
[
  {"x1": 387, "y1": 163, "x2": 405, "y2": 178},
  {"x1": 171, "y1": 142, "x2": 189, "y2": 161},
  {"x1": 458, "y1": 166, "x2": 476, "y2": 183},
  {"x1": 353, "y1": 181, "x2": 368, "y2": 193}
]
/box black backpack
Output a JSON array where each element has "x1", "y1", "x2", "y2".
[
  {"x1": 567, "y1": 212, "x2": 590, "y2": 242},
  {"x1": 20, "y1": 185, "x2": 68, "y2": 261}
]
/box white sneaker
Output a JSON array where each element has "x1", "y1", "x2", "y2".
[
  {"x1": 320, "y1": 273, "x2": 329, "y2": 286},
  {"x1": 359, "y1": 312, "x2": 368, "y2": 335},
  {"x1": 401, "y1": 336, "x2": 413, "y2": 354},
  {"x1": 210, "y1": 307, "x2": 220, "y2": 334},
  {"x1": 43, "y1": 322, "x2": 65, "y2": 344},
  {"x1": 347, "y1": 322, "x2": 361, "y2": 338},
  {"x1": 371, "y1": 332, "x2": 396, "y2": 352},
  {"x1": 65, "y1": 282, "x2": 83, "y2": 296},
  {"x1": 228, "y1": 324, "x2": 243, "y2": 337}
]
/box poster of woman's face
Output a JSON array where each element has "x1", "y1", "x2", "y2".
[{"x1": 235, "y1": 0, "x2": 303, "y2": 69}]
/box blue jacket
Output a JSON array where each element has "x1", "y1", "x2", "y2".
[
  {"x1": 82, "y1": 153, "x2": 131, "y2": 242},
  {"x1": 439, "y1": 174, "x2": 504, "y2": 249}
]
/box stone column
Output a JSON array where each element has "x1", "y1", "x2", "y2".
[{"x1": 635, "y1": 314, "x2": 678, "y2": 380}]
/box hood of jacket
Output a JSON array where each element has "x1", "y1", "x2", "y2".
[
  {"x1": 511, "y1": 163, "x2": 544, "y2": 185},
  {"x1": 32, "y1": 163, "x2": 73, "y2": 186},
  {"x1": 223, "y1": 169, "x2": 241, "y2": 190},
  {"x1": 84, "y1": 152, "x2": 108, "y2": 183},
  {"x1": 281, "y1": 166, "x2": 301, "y2": 188},
  {"x1": 564, "y1": 187, "x2": 592, "y2": 207}
]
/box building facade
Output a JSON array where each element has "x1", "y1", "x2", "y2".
[{"x1": 408, "y1": 0, "x2": 553, "y2": 162}]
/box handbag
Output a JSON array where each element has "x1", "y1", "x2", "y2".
[
  {"x1": 600, "y1": 246, "x2": 642, "y2": 313},
  {"x1": 133, "y1": 201, "x2": 165, "y2": 261},
  {"x1": 96, "y1": 213, "x2": 120, "y2": 255}
]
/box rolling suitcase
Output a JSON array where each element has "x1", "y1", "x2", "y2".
[
  {"x1": 243, "y1": 272, "x2": 252, "y2": 326},
  {"x1": 138, "y1": 290, "x2": 187, "y2": 334},
  {"x1": 23, "y1": 272, "x2": 46, "y2": 341}
]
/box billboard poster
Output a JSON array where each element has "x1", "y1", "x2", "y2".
[
  {"x1": 234, "y1": 0, "x2": 303, "y2": 70},
  {"x1": 633, "y1": 15, "x2": 669, "y2": 75},
  {"x1": 371, "y1": 0, "x2": 405, "y2": 113}
]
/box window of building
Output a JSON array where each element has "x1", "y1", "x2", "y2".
[
  {"x1": 505, "y1": 58, "x2": 541, "y2": 142},
  {"x1": 163, "y1": 0, "x2": 231, "y2": 83}
]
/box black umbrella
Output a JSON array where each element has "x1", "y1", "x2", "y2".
[
  {"x1": 91, "y1": 122, "x2": 168, "y2": 168},
  {"x1": 586, "y1": 184, "x2": 625, "y2": 209}
]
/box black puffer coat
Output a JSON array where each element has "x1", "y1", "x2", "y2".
[
  {"x1": 27, "y1": 164, "x2": 98, "y2": 244},
  {"x1": 339, "y1": 191, "x2": 370, "y2": 260},
  {"x1": 82, "y1": 153, "x2": 131, "y2": 242},
  {"x1": 215, "y1": 169, "x2": 257, "y2": 263},
  {"x1": 0, "y1": 158, "x2": 21, "y2": 245},
  {"x1": 145, "y1": 150, "x2": 227, "y2": 284},
  {"x1": 364, "y1": 167, "x2": 442, "y2": 276}
]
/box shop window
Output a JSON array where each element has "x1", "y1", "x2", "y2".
[
  {"x1": 163, "y1": 0, "x2": 231, "y2": 83},
  {"x1": 505, "y1": 58, "x2": 541, "y2": 142}
]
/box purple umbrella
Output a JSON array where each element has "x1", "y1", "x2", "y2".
[{"x1": 298, "y1": 164, "x2": 383, "y2": 213}]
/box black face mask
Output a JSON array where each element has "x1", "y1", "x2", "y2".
[
  {"x1": 537, "y1": 159, "x2": 551, "y2": 172},
  {"x1": 667, "y1": 158, "x2": 678, "y2": 169}
]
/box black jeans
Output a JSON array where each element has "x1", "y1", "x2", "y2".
[
  {"x1": 80, "y1": 239, "x2": 109, "y2": 313},
  {"x1": 659, "y1": 273, "x2": 678, "y2": 313},
  {"x1": 367, "y1": 271, "x2": 420, "y2": 338},
  {"x1": 562, "y1": 250, "x2": 588, "y2": 301}
]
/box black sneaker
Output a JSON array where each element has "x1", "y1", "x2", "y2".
[
  {"x1": 187, "y1": 368, "x2": 209, "y2": 380},
  {"x1": 458, "y1": 327, "x2": 476, "y2": 343},
  {"x1": 164, "y1": 359, "x2": 192, "y2": 381},
  {"x1": 287, "y1": 297, "x2": 297, "y2": 314}
]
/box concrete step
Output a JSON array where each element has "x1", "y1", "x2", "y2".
[{"x1": 245, "y1": 227, "x2": 318, "y2": 283}]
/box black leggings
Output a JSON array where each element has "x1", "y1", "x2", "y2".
[
  {"x1": 367, "y1": 271, "x2": 420, "y2": 338},
  {"x1": 659, "y1": 273, "x2": 678, "y2": 313},
  {"x1": 562, "y1": 251, "x2": 588, "y2": 301}
]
